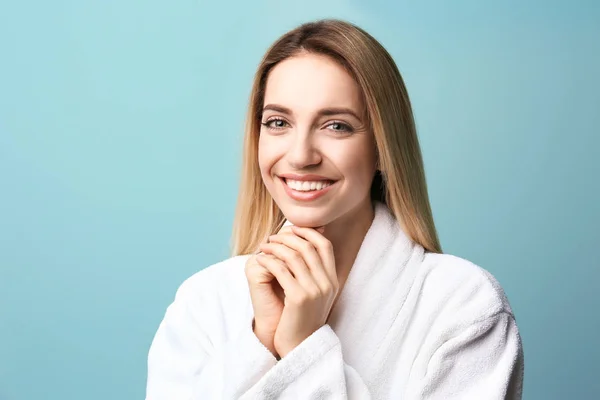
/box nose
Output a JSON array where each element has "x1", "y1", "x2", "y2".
[{"x1": 285, "y1": 130, "x2": 322, "y2": 169}]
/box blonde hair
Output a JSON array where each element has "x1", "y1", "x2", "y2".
[{"x1": 231, "y1": 19, "x2": 442, "y2": 255}]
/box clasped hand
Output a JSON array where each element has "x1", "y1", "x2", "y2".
[{"x1": 256, "y1": 225, "x2": 339, "y2": 358}]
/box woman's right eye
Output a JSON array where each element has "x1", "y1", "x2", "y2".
[{"x1": 261, "y1": 118, "x2": 289, "y2": 129}]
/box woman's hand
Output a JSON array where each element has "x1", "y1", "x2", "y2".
[
  {"x1": 244, "y1": 225, "x2": 294, "y2": 358},
  {"x1": 256, "y1": 226, "x2": 339, "y2": 358},
  {"x1": 244, "y1": 253, "x2": 282, "y2": 358}
]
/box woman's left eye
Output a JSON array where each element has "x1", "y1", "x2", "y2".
[{"x1": 326, "y1": 121, "x2": 353, "y2": 133}]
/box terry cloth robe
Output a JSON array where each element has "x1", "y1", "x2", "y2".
[{"x1": 146, "y1": 201, "x2": 524, "y2": 399}]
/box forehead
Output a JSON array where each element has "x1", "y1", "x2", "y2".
[{"x1": 263, "y1": 53, "x2": 363, "y2": 114}]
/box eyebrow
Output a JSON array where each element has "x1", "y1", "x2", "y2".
[{"x1": 262, "y1": 104, "x2": 363, "y2": 121}]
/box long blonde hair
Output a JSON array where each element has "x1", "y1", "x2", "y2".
[{"x1": 231, "y1": 19, "x2": 442, "y2": 255}]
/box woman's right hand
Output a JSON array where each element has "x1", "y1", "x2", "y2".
[{"x1": 245, "y1": 226, "x2": 291, "y2": 358}]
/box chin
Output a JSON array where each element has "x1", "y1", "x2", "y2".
[{"x1": 279, "y1": 204, "x2": 333, "y2": 228}]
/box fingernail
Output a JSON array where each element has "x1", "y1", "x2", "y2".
[{"x1": 317, "y1": 226, "x2": 325, "y2": 233}]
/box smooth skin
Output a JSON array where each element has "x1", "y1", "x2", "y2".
[{"x1": 246, "y1": 52, "x2": 378, "y2": 359}]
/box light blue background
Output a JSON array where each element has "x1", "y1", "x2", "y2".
[{"x1": 1, "y1": 1, "x2": 598, "y2": 399}]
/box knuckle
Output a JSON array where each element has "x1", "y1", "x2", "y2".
[
  {"x1": 244, "y1": 259, "x2": 255, "y2": 274},
  {"x1": 290, "y1": 252, "x2": 303, "y2": 264},
  {"x1": 322, "y1": 284, "x2": 334, "y2": 294},
  {"x1": 267, "y1": 259, "x2": 283, "y2": 271},
  {"x1": 291, "y1": 293, "x2": 308, "y2": 305},
  {"x1": 308, "y1": 288, "x2": 321, "y2": 300},
  {"x1": 300, "y1": 242, "x2": 312, "y2": 253},
  {"x1": 274, "y1": 261, "x2": 287, "y2": 272}
]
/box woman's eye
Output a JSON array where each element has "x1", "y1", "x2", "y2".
[
  {"x1": 262, "y1": 119, "x2": 288, "y2": 129},
  {"x1": 327, "y1": 121, "x2": 353, "y2": 133}
]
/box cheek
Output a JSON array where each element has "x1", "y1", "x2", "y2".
[
  {"x1": 345, "y1": 161, "x2": 377, "y2": 188},
  {"x1": 257, "y1": 135, "x2": 279, "y2": 179},
  {"x1": 331, "y1": 141, "x2": 377, "y2": 184},
  {"x1": 257, "y1": 144, "x2": 266, "y2": 174}
]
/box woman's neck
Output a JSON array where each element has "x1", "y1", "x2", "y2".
[{"x1": 323, "y1": 199, "x2": 375, "y2": 293}]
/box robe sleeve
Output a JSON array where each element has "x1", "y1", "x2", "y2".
[
  {"x1": 406, "y1": 311, "x2": 524, "y2": 400},
  {"x1": 145, "y1": 281, "x2": 278, "y2": 399},
  {"x1": 146, "y1": 280, "x2": 371, "y2": 399},
  {"x1": 240, "y1": 324, "x2": 372, "y2": 399}
]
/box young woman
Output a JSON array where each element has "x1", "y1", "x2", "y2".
[{"x1": 146, "y1": 19, "x2": 524, "y2": 399}]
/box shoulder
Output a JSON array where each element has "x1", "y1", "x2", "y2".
[
  {"x1": 417, "y1": 252, "x2": 515, "y2": 320},
  {"x1": 174, "y1": 254, "x2": 252, "y2": 303},
  {"x1": 148, "y1": 255, "x2": 253, "y2": 360}
]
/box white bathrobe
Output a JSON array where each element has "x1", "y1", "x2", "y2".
[{"x1": 146, "y1": 202, "x2": 524, "y2": 399}]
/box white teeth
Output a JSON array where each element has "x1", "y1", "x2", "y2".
[{"x1": 285, "y1": 179, "x2": 333, "y2": 192}]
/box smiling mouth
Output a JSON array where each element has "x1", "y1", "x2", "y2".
[{"x1": 282, "y1": 178, "x2": 335, "y2": 192}]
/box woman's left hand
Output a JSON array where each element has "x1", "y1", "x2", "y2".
[{"x1": 256, "y1": 226, "x2": 339, "y2": 358}]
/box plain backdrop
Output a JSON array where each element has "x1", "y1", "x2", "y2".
[{"x1": 1, "y1": 1, "x2": 598, "y2": 399}]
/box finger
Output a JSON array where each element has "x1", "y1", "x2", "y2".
[
  {"x1": 267, "y1": 233, "x2": 332, "y2": 294},
  {"x1": 273, "y1": 222, "x2": 322, "y2": 237},
  {"x1": 259, "y1": 242, "x2": 320, "y2": 295},
  {"x1": 276, "y1": 224, "x2": 294, "y2": 235},
  {"x1": 290, "y1": 226, "x2": 337, "y2": 284},
  {"x1": 279, "y1": 225, "x2": 323, "y2": 234},
  {"x1": 255, "y1": 254, "x2": 301, "y2": 295}
]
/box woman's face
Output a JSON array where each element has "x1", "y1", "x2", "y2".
[{"x1": 258, "y1": 52, "x2": 377, "y2": 228}]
